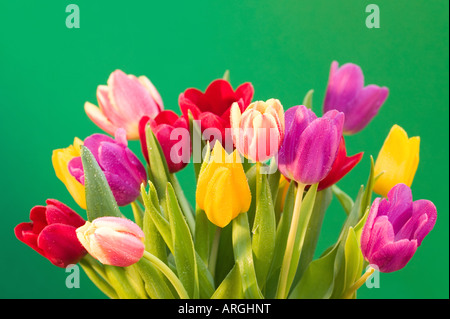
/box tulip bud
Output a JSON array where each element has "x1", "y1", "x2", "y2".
[
  {"x1": 196, "y1": 142, "x2": 252, "y2": 228},
  {"x1": 52, "y1": 137, "x2": 86, "y2": 209},
  {"x1": 373, "y1": 124, "x2": 420, "y2": 197},
  {"x1": 323, "y1": 61, "x2": 389, "y2": 135},
  {"x1": 277, "y1": 105, "x2": 344, "y2": 185},
  {"x1": 68, "y1": 128, "x2": 147, "y2": 206},
  {"x1": 76, "y1": 217, "x2": 145, "y2": 267},
  {"x1": 360, "y1": 183, "x2": 436, "y2": 273},
  {"x1": 15, "y1": 199, "x2": 87, "y2": 268},
  {"x1": 230, "y1": 98, "x2": 285, "y2": 162},
  {"x1": 85, "y1": 69, "x2": 163, "y2": 140}
]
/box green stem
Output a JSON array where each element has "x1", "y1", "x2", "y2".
[
  {"x1": 142, "y1": 250, "x2": 190, "y2": 299},
  {"x1": 341, "y1": 266, "x2": 376, "y2": 299},
  {"x1": 79, "y1": 257, "x2": 118, "y2": 299},
  {"x1": 208, "y1": 227, "x2": 221, "y2": 278},
  {"x1": 104, "y1": 265, "x2": 141, "y2": 299},
  {"x1": 276, "y1": 183, "x2": 306, "y2": 299}
]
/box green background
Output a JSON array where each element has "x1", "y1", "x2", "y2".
[{"x1": 1, "y1": 0, "x2": 448, "y2": 299}]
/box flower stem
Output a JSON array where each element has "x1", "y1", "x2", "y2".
[
  {"x1": 276, "y1": 182, "x2": 306, "y2": 299},
  {"x1": 341, "y1": 266, "x2": 376, "y2": 299},
  {"x1": 209, "y1": 227, "x2": 221, "y2": 278},
  {"x1": 142, "y1": 250, "x2": 190, "y2": 299}
]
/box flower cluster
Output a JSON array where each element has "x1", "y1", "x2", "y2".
[{"x1": 15, "y1": 62, "x2": 436, "y2": 299}]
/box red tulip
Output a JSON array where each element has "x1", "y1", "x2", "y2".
[
  {"x1": 317, "y1": 136, "x2": 363, "y2": 191},
  {"x1": 139, "y1": 111, "x2": 191, "y2": 173},
  {"x1": 15, "y1": 199, "x2": 87, "y2": 268},
  {"x1": 178, "y1": 79, "x2": 254, "y2": 148}
]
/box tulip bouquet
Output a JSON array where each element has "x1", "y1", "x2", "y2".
[{"x1": 15, "y1": 62, "x2": 437, "y2": 299}]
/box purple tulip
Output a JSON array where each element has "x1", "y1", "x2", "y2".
[
  {"x1": 360, "y1": 183, "x2": 437, "y2": 273},
  {"x1": 277, "y1": 105, "x2": 344, "y2": 185},
  {"x1": 323, "y1": 61, "x2": 389, "y2": 135},
  {"x1": 68, "y1": 128, "x2": 147, "y2": 206}
]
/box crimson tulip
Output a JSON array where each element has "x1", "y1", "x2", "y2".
[
  {"x1": 178, "y1": 79, "x2": 254, "y2": 148},
  {"x1": 15, "y1": 199, "x2": 87, "y2": 268}
]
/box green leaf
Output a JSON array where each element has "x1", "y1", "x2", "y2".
[
  {"x1": 189, "y1": 111, "x2": 206, "y2": 180},
  {"x1": 211, "y1": 264, "x2": 244, "y2": 299},
  {"x1": 251, "y1": 163, "x2": 276, "y2": 289},
  {"x1": 145, "y1": 124, "x2": 171, "y2": 211},
  {"x1": 135, "y1": 258, "x2": 175, "y2": 299},
  {"x1": 360, "y1": 156, "x2": 376, "y2": 220},
  {"x1": 282, "y1": 183, "x2": 318, "y2": 298},
  {"x1": 331, "y1": 184, "x2": 354, "y2": 215},
  {"x1": 294, "y1": 187, "x2": 333, "y2": 285},
  {"x1": 222, "y1": 69, "x2": 230, "y2": 82},
  {"x1": 80, "y1": 146, "x2": 123, "y2": 221},
  {"x1": 342, "y1": 227, "x2": 364, "y2": 296},
  {"x1": 302, "y1": 89, "x2": 314, "y2": 110},
  {"x1": 232, "y1": 213, "x2": 263, "y2": 299},
  {"x1": 245, "y1": 164, "x2": 257, "y2": 229},
  {"x1": 195, "y1": 251, "x2": 215, "y2": 299},
  {"x1": 266, "y1": 158, "x2": 281, "y2": 202},
  {"x1": 288, "y1": 244, "x2": 338, "y2": 299},
  {"x1": 166, "y1": 182, "x2": 199, "y2": 299},
  {"x1": 265, "y1": 180, "x2": 296, "y2": 298},
  {"x1": 141, "y1": 183, "x2": 173, "y2": 253},
  {"x1": 213, "y1": 222, "x2": 235, "y2": 286}
]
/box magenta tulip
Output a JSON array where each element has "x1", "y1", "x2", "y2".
[
  {"x1": 360, "y1": 183, "x2": 437, "y2": 273},
  {"x1": 15, "y1": 199, "x2": 87, "y2": 268},
  {"x1": 277, "y1": 105, "x2": 344, "y2": 185},
  {"x1": 323, "y1": 61, "x2": 389, "y2": 135},
  {"x1": 68, "y1": 128, "x2": 147, "y2": 206}
]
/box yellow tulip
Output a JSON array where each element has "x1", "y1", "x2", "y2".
[
  {"x1": 373, "y1": 124, "x2": 420, "y2": 197},
  {"x1": 52, "y1": 137, "x2": 87, "y2": 209},
  {"x1": 196, "y1": 142, "x2": 251, "y2": 228}
]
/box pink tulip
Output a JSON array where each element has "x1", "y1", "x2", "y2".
[
  {"x1": 85, "y1": 70, "x2": 163, "y2": 140},
  {"x1": 360, "y1": 184, "x2": 437, "y2": 273},
  {"x1": 230, "y1": 99, "x2": 285, "y2": 162},
  {"x1": 76, "y1": 217, "x2": 145, "y2": 267}
]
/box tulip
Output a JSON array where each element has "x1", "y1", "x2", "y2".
[
  {"x1": 68, "y1": 128, "x2": 147, "y2": 206},
  {"x1": 317, "y1": 137, "x2": 363, "y2": 191},
  {"x1": 323, "y1": 61, "x2": 389, "y2": 135},
  {"x1": 373, "y1": 124, "x2": 420, "y2": 197},
  {"x1": 139, "y1": 111, "x2": 190, "y2": 173},
  {"x1": 179, "y1": 79, "x2": 254, "y2": 148},
  {"x1": 76, "y1": 217, "x2": 145, "y2": 267},
  {"x1": 15, "y1": 199, "x2": 87, "y2": 268},
  {"x1": 230, "y1": 98, "x2": 285, "y2": 162},
  {"x1": 85, "y1": 69, "x2": 163, "y2": 140},
  {"x1": 277, "y1": 105, "x2": 344, "y2": 186},
  {"x1": 52, "y1": 137, "x2": 86, "y2": 209},
  {"x1": 196, "y1": 142, "x2": 252, "y2": 228},
  {"x1": 360, "y1": 183, "x2": 436, "y2": 273}
]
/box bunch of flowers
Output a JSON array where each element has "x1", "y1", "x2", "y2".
[{"x1": 15, "y1": 63, "x2": 437, "y2": 299}]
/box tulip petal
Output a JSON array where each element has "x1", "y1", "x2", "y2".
[
  {"x1": 370, "y1": 239, "x2": 417, "y2": 273},
  {"x1": 84, "y1": 101, "x2": 119, "y2": 137},
  {"x1": 360, "y1": 197, "x2": 381, "y2": 258},
  {"x1": 38, "y1": 224, "x2": 86, "y2": 267},
  {"x1": 45, "y1": 199, "x2": 86, "y2": 228},
  {"x1": 343, "y1": 85, "x2": 389, "y2": 134},
  {"x1": 324, "y1": 62, "x2": 364, "y2": 115},
  {"x1": 108, "y1": 70, "x2": 161, "y2": 121},
  {"x1": 364, "y1": 216, "x2": 395, "y2": 260},
  {"x1": 395, "y1": 199, "x2": 437, "y2": 246}
]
